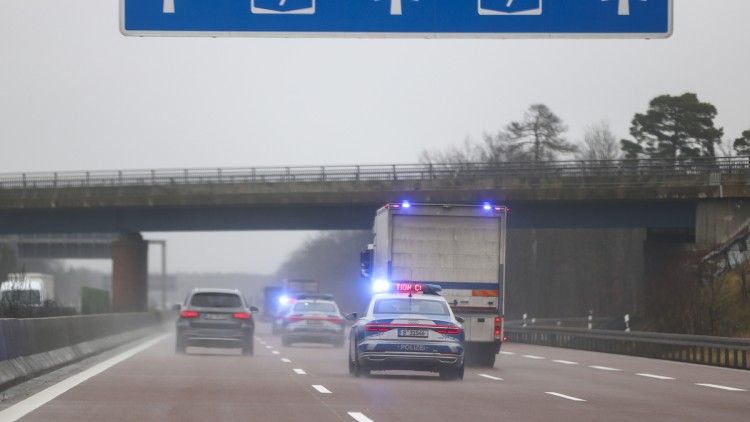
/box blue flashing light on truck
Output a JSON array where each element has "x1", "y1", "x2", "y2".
[{"x1": 360, "y1": 203, "x2": 508, "y2": 367}]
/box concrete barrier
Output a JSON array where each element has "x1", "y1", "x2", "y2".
[{"x1": 0, "y1": 312, "x2": 167, "y2": 391}]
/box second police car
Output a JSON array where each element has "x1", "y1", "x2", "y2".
[{"x1": 348, "y1": 282, "x2": 465, "y2": 380}]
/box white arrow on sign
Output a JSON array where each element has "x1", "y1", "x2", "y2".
[
  {"x1": 376, "y1": 0, "x2": 420, "y2": 16},
  {"x1": 163, "y1": 0, "x2": 175, "y2": 14},
  {"x1": 601, "y1": 0, "x2": 648, "y2": 16}
]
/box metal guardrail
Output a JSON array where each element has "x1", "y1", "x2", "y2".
[
  {"x1": 0, "y1": 157, "x2": 748, "y2": 190},
  {"x1": 505, "y1": 326, "x2": 750, "y2": 370}
]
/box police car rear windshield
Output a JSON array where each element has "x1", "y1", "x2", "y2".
[
  {"x1": 373, "y1": 298, "x2": 450, "y2": 316},
  {"x1": 293, "y1": 301, "x2": 338, "y2": 313}
]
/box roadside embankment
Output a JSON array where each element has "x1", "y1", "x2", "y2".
[{"x1": 0, "y1": 312, "x2": 169, "y2": 391}]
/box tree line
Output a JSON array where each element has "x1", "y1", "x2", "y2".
[{"x1": 420, "y1": 93, "x2": 750, "y2": 164}]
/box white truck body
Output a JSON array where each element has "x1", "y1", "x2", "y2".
[
  {"x1": 368, "y1": 203, "x2": 507, "y2": 366},
  {"x1": 1, "y1": 273, "x2": 55, "y2": 306}
]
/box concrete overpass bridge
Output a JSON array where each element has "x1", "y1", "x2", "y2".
[{"x1": 2, "y1": 157, "x2": 750, "y2": 311}]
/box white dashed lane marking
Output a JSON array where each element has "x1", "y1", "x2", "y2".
[
  {"x1": 553, "y1": 360, "x2": 579, "y2": 365},
  {"x1": 522, "y1": 355, "x2": 545, "y2": 360},
  {"x1": 696, "y1": 383, "x2": 747, "y2": 392},
  {"x1": 478, "y1": 374, "x2": 503, "y2": 381},
  {"x1": 281, "y1": 358, "x2": 292, "y2": 363},
  {"x1": 499, "y1": 351, "x2": 516, "y2": 355},
  {"x1": 348, "y1": 412, "x2": 374, "y2": 422},
  {"x1": 637, "y1": 373, "x2": 675, "y2": 380},
  {"x1": 589, "y1": 365, "x2": 621, "y2": 371},
  {"x1": 272, "y1": 351, "x2": 280, "y2": 355},
  {"x1": 312, "y1": 385, "x2": 332, "y2": 394},
  {"x1": 293, "y1": 369, "x2": 307, "y2": 375},
  {"x1": 546, "y1": 392, "x2": 586, "y2": 402}
]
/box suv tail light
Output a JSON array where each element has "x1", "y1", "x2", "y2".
[
  {"x1": 181, "y1": 310, "x2": 199, "y2": 318},
  {"x1": 233, "y1": 312, "x2": 251, "y2": 320},
  {"x1": 494, "y1": 317, "x2": 502, "y2": 341}
]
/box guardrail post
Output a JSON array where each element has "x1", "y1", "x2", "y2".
[
  {"x1": 86, "y1": 171, "x2": 90, "y2": 187},
  {"x1": 321, "y1": 166, "x2": 325, "y2": 182},
  {"x1": 355, "y1": 166, "x2": 360, "y2": 181},
  {"x1": 184, "y1": 169, "x2": 188, "y2": 184},
  {"x1": 392, "y1": 165, "x2": 397, "y2": 181},
  {"x1": 22, "y1": 173, "x2": 26, "y2": 189},
  {"x1": 217, "y1": 168, "x2": 222, "y2": 183},
  {"x1": 151, "y1": 170, "x2": 155, "y2": 185},
  {"x1": 588, "y1": 309, "x2": 593, "y2": 330},
  {"x1": 118, "y1": 171, "x2": 122, "y2": 185},
  {"x1": 53, "y1": 172, "x2": 58, "y2": 188}
]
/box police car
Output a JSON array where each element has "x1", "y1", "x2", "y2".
[{"x1": 347, "y1": 282, "x2": 465, "y2": 380}]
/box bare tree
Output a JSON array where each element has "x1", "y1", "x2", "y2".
[{"x1": 576, "y1": 121, "x2": 621, "y2": 161}]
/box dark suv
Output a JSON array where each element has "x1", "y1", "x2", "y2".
[{"x1": 175, "y1": 288, "x2": 258, "y2": 355}]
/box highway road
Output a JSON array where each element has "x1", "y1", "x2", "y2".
[{"x1": 1, "y1": 323, "x2": 748, "y2": 422}]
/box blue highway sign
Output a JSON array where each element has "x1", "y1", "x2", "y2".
[{"x1": 120, "y1": 0, "x2": 672, "y2": 39}]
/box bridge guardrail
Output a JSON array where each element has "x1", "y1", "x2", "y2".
[
  {"x1": 505, "y1": 326, "x2": 750, "y2": 370},
  {"x1": 1, "y1": 157, "x2": 749, "y2": 190}
]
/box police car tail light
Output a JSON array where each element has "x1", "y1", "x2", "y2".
[
  {"x1": 494, "y1": 317, "x2": 503, "y2": 340},
  {"x1": 232, "y1": 312, "x2": 251, "y2": 320},
  {"x1": 287, "y1": 315, "x2": 304, "y2": 323},
  {"x1": 365, "y1": 323, "x2": 390, "y2": 332},
  {"x1": 435, "y1": 324, "x2": 461, "y2": 335},
  {"x1": 181, "y1": 310, "x2": 199, "y2": 318},
  {"x1": 326, "y1": 316, "x2": 343, "y2": 324}
]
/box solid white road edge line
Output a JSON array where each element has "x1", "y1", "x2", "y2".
[
  {"x1": 312, "y1": 385, "x2": 332, "y2": 394},
  {"x1": 348, "y1": 412, "x2": 374, "y2": 422},
  {"x1": 637, "y1": 373, "x2": 675, "y2": 380},
  {"x1": 478, "y1": 374, "x2": 503, "y2": 381},
  {"x1": 553, "y1": 360, "x2": 579, "y2": 365},
  {"x1": 695, "y1": 383, "x2": 747, "y2": 392},
  {"x1": 545, "y1": 392, "x2": 586, "y2": 402},
  {"x1": 293, "y1": 368, "x2": 307, "y2": 375},
  {"x1": 0, "y1": 333, "x2": 170, "y2": 422}
]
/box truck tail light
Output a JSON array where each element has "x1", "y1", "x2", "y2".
[
  {"x1": 181, "y1": 310, "x2": 199, "y2": 318},
  {"x1": 494, "y1": 317, "x2": 502, "y2": 341}
]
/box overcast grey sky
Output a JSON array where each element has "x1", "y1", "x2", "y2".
[{"x1": 2, "y1": 0, "x2": 750, "y2": 274}]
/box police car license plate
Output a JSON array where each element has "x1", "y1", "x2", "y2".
[{"x1": 398, "y1": 329, "x2": 428, "y2": 338}]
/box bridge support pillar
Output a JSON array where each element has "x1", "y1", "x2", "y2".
[
  {"x1": 696, "y1": 199, "x2": 750, "y2": 245},
  {"x1": 112, "y1": 233, "x2": 148, "y2": 312}
]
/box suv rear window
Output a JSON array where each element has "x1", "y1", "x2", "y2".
[{"x1": 190, "y1": 293, "x2": 242, "y2": 308}]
